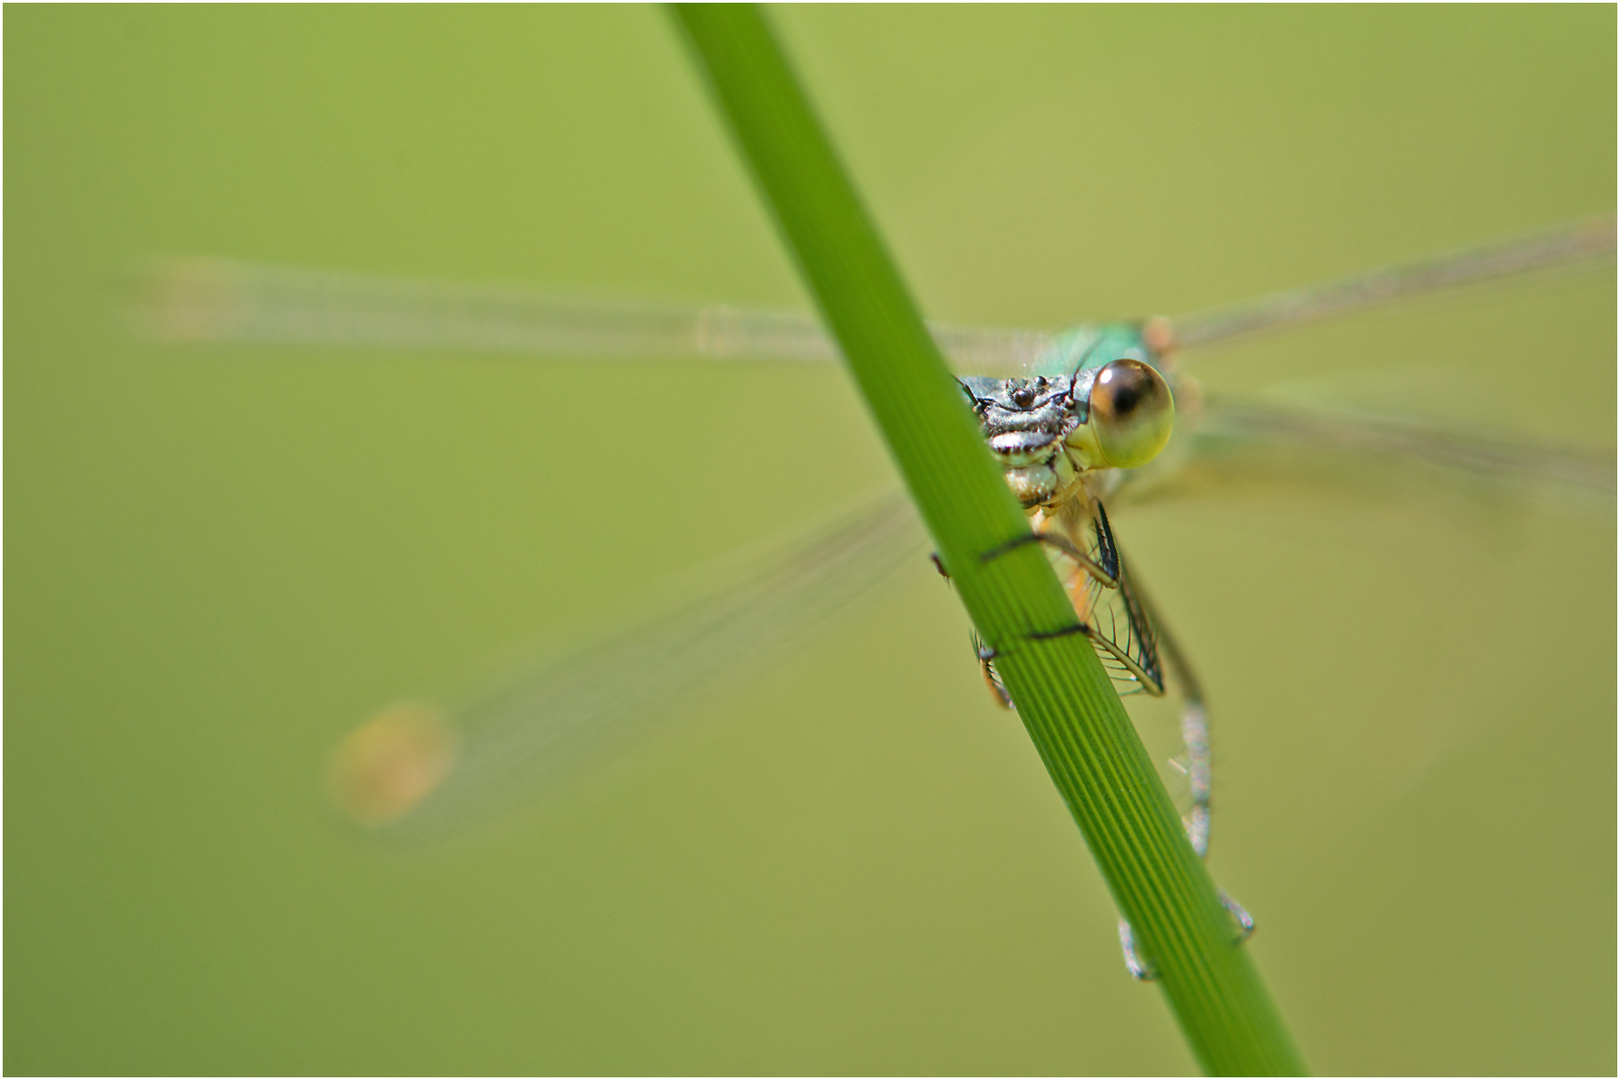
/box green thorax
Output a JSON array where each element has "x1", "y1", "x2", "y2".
[{"x1": 1028, "y1": 322, "x2": 1162, "y2": 381}]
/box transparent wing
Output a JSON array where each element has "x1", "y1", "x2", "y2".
[
  {"x1": 329, "y1": 493, "x2": 926, "y2": 842},
  {"x1": 133, "y1": 215, "x2": 1613, "y2": 373},
  {"x1": 1163, "y1": 216, "x2": 1617, "y2": 353},
  {"x1": 1112, "y1": 392, "x2": 1617, "y2": 513},
  {"x1": 134, "y1": 257, "x2": 1054, "y2": 375},
  {"x1": 1070, "y1": 503, "x2": 1165, "y2": 697}
]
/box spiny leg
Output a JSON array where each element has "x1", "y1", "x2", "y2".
[
  {"x1": 979, "y1": 528, "x2": 1119, "y2": 589},
  {"x1": 970, "y1": 631, "x2": 1012, "y2": 710},
  {"x1": 973, "y1": 501, "x2": 1124, "y2": 649}
]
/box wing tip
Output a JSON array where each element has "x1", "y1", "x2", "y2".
[
  {"x1": 129, "y1": 255, "x2": 251, "y2": 344},
  {"x1": 327, "y1": 702, "x2": 459, "y2": 828}
]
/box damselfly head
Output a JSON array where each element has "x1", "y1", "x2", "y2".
[{"x1": 960, "y1": 344, "x2": 1176, "y2": 508}]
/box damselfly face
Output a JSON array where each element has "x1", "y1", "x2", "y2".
[{"x1": 960, "y1": 324, "x2": 1177, "y2": 509}]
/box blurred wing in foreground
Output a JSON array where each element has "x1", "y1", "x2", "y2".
[
  {"x1": 135, "y1": 257, "x2": 1053, "y2": 375},
  {"x1": 1162, "y1": 216, "x2": 1616, "y2": 353},
  {"x1": 1116, "y1": 393, "x2": 1617, "y2": 515},
  {"x1": 329, "y1": 494, "x2": 925, "y2": 842}
]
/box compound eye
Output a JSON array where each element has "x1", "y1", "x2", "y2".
[{"x1": 1089, "y1": 358, "x2": 1174, "y2": 468}]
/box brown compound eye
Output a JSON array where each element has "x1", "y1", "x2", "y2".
[{"x1": 1089, "y1": 358, "x2": 1174, "y2": 468}]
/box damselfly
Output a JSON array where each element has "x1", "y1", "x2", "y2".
[{"x1": 138, "y1": 216, "x2": 1616, "y2": 974}]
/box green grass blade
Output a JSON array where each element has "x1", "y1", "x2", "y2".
[{"x1": 669, "y1": 5, "x2": 1305, "y2": 1074}]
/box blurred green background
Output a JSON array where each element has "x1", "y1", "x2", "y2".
[{"x1": 7, "y1": 6, "x2": 1614, "y2": 1074}]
